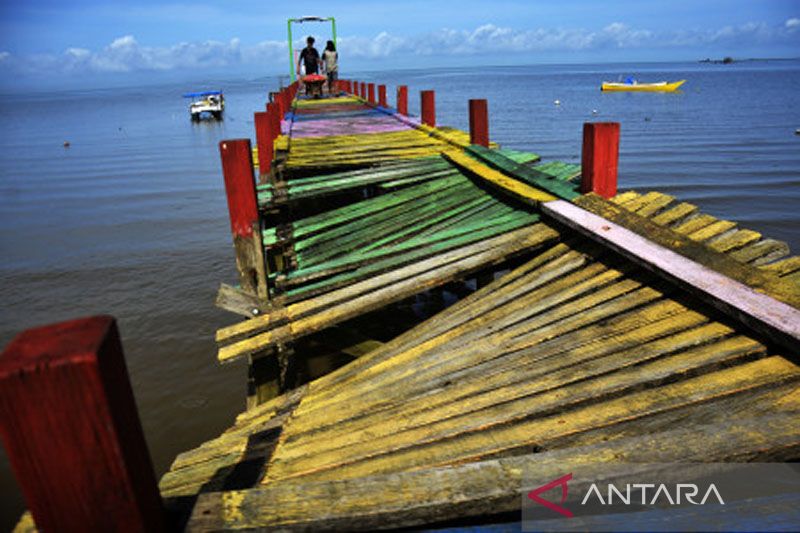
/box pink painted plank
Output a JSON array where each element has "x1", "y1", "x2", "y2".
[
  {"x1": 290, "y1": 117, "x2": 411, "y2": 138},
  {"x1": 543, "y1": 199, "x2": 800, "y2": 351}
]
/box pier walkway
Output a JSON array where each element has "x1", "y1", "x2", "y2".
[
  {"x1": 5, "y1": 79, "x2": 799, "y2": 532},
  {"x1": 160, "y1": 81, "x2": 800, "y2": 529}
]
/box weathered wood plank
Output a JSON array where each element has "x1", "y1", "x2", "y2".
[
  {"x1": 185, "y1": 407, "x2": 800, "y2": 531},
  {"x1": 217, "y1": 225, "x2": 560, "y2": 361},
  {"x1": 544, "y1": 196, "x2": 800, "y2": 353}
]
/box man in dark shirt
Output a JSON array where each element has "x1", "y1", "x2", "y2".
[{"x1": 298, "y1": 36, "x2": 321, "y2": 76}]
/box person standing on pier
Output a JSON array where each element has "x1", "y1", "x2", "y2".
[
  {"x1": 322, "y1": 40, "x2": 338, "y2": 94},
  {"x1": 298, "y1": 36, "x2": 321, "y2": 94}
]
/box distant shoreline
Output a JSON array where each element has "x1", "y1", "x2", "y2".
[{"x1": 699, "y1": 56, "x2": 798, "y2": 64}]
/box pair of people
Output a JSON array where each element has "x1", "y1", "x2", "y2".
[{"x1": 298, "y1": 37, "x2": 338, "y2": 93}]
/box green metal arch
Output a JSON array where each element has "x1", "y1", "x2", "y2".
[{"x1": 288, "y1": 16, "x2": 337, "y2": 83}]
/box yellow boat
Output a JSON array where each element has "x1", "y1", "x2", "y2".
[{"x1": 601, "y1": 80, "x2": 686, "y2": 92}]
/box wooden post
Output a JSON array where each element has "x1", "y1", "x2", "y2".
[
  {"x1": 581, "y1": 122, "x2": 620, "y2": 199},
  {"x1": 0, "y1": 316, "x2": 165, "y2": 533},
  {"x1": 397, "y1": 85, "x2": 408, "y2": 116},
  {"x1": 220, "y1": 139, "x2": 268, "y2": 299},
  {"x1": 267, "y1": 102, "x2": 281, "y2": 141},
  {"x1": 469, "y1": 99, "x2": 489, "y2": 147},
  {"x1": 367, "y1": 83, "x2": 375, "y2": 104},
  {"x1": 285, "y1": 88, "x2": 293, "y2": 114},
  {"x1": 254, "y1": 111, "x2": 272, "y2": 178},
  {"x1": 275, "y1": 92, "x2": 285, "y2": 119},
  {"x1": 421, "y1": 90, "x2": 436, "y2": 127},
  {"x1": 378, "y1": 85, "x2": 387, "y2": 107},
  {"x1": 360, "y1": 82, "x2": 366, "y2": 100}
]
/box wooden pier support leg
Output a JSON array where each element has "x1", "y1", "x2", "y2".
[
  {"x1": 0, "y1": 316, "x2": 165, "y2": 533},
  {"x1": 397, "y1": 85, "x2": 408, "y2": 116},
  {"x1": 421, "y1": 90, "x2": 436, "y2": 127},
  {"x1": 469, "y1": 99, "x2": 489, "y2": 147},
  {"x1": 275, "y1": 92, "x2": 285, "y2": 119},
  {"x1": 254, "y1": 111, "x2": 273, "y2": 180},
  {"x1": 267, "y1": 102, "x2": 281, "y2": 141},
  {"x1": 246, "y1": 351, "x2": 281, "y2": 409},
  {"x1": 368, "y1": 83, "x2": 376, "y2": 104},
  {"x1": 580, "y1": 122, "x2": 620, "y2": 199},
  {"x1": 378, "y1": 84, "x2": 387, "y2": 107},
  {"x1": 220, "y1": 139, "x2": 268, "y2": 299}
]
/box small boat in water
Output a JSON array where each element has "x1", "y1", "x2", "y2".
[
  {"x1": 183, "y1": 90, "x2": 224, "y2": 120},
  {"x1": 601, "y1": 79, "x2": 686, "y2": 92}
]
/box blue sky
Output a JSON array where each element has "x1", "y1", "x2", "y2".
[{"x1": 1, "y1": 1, "x2": 798, "y2": 89}]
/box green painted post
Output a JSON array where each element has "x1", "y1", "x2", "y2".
[
  {"x1": 331, "y1": 17, "x2": 337, "y2": 49},
  {"x1": 288, "y1": 19, "x2": 295, "y2": 83}
]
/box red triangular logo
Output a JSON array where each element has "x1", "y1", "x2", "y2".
[{"x1": 528, "y1": 473, "x2": 574, "y2": 518}]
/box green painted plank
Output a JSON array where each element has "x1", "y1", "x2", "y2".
[
  {"x1": 495, "y1": 148, "x2": 541, "y2": 165},
  {"x1": 466, "y1": 145, "x2": 580, "y2": 200},
  {"x1": 284, "y1": 214, "x2": 541, "y2": 298},
  {"x1": 286, "y1": 210, "x2": 538, "y2": 287},
  {"x1": 296, "y1": 183, "x2": 483, "y2": 265},
  {"x1": 291, "y1": 175, "x2": 470, "y2": 239}
]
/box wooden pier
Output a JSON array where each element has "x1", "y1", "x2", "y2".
[{"x1": 3, "y1": 76, "x2": 799, "y2": 531}]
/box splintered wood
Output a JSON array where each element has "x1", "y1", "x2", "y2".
[
  {"x1": 165, "y1": 190, "x2": 800, "y2": 530},
  {"x1": 171, "y1": 88, "x2": 800, "y2": 530}
]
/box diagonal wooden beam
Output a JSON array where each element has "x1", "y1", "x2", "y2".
[{"x1": 543, "y1": 197, "x2": 800, "y2": 354}]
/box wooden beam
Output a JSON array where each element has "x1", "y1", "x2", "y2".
[
  {"x1": 543, "y1": 197, "x2": 800, "y2": 354},
  {"x1": 421, "y1": 90, "x2": 435, "y2": 127},
  {"x1": 396, "y1": 85, "x2": 408, "y2": 116},
  {"x1": 378, "y1": 84, "x2": 387, "y2": 107},
  {"x1": 254, "y1": 111, "x2": 272, "y2": 178},
  {"x1": 442, "y1": 150, "x2": 557, "y2": 205},
  {"x1": 185, "y1": 412, "x2": 800, "y2": 531},
  {"x1": 215, "y1": 283, "x2": 264, "y2": 318},
  {"x1": 0, "y1": 316, "x2": 165, "y2": 532},
  {"x1": 367, "y1": 83, "x2": 375, "y2": 105},
  {"x1": 220, "y1": 139, "x2": 268, "y2": 299},
  {"x1": 468, "y1": 99, "x2": 489, "y2": 147},
  {"x1": 581, "y1": 122, "x2": 619, "y2": 198}
]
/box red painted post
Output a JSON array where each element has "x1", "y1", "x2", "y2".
[
  {"x1": 367, "y1": 83, "x2": 375, "y2": 104},
  {"x1": 285, "y1": 88, "x2": 294, "y2": 114},
  {"x1": 581, "y1": 122, "x2": 620, "y2": 199},
  {"x1": 0, "y1": 316, "x2": 165, "y2": 533},
  {"x1": 360, "y1": 82, "x2": 366, "y2": 100},
  {"x1": 267, "y1": 102, "x2": 281, "y2": 141},
  {"x1": 220, "y1": 139, "x2": 266, "y2": 296},
  {"x1": 267, "y1": 102, "x2": 281, "y2": 139},
  {"x1": 221, "y1": 139, "x2": 258, "y2": 239},
  {"x1": 378, "y1": 85, "x2": 387, "y2": 107},
  {"x1": 421, "y1": 90, "x2": 436, "y2": 127},
  {"x1": 254, "y1": 111, "x2": 272, "y2": 177},
  {"x1": 397, "y1": 85, "x2": 408, "y2": 115},
  {"x1": 275, "y1": 92, "x2": 284, "y2": 119},
  {"x1": 469, "y1": 99, "x2": 489, "y2": 147}
]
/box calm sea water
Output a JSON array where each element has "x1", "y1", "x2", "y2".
[{"x1": 1, "y1": 60, "x2": 799, "y2": 525}]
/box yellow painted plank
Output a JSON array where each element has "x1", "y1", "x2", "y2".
[{"x1": 442, "y1": 150, "x2": 556, "y2": 204}]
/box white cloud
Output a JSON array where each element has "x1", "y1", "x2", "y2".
[{"x1": 1, "y1": 19, "x2": 798, "y2": 80}]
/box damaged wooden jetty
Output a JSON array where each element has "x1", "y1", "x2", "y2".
[{"x1": 3, "y1": 75, "x2": 800, "y2": 532}]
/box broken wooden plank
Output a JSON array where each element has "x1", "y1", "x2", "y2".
[{"x1": 543, "y1": 196, "x2": 800, "y2": 353}]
